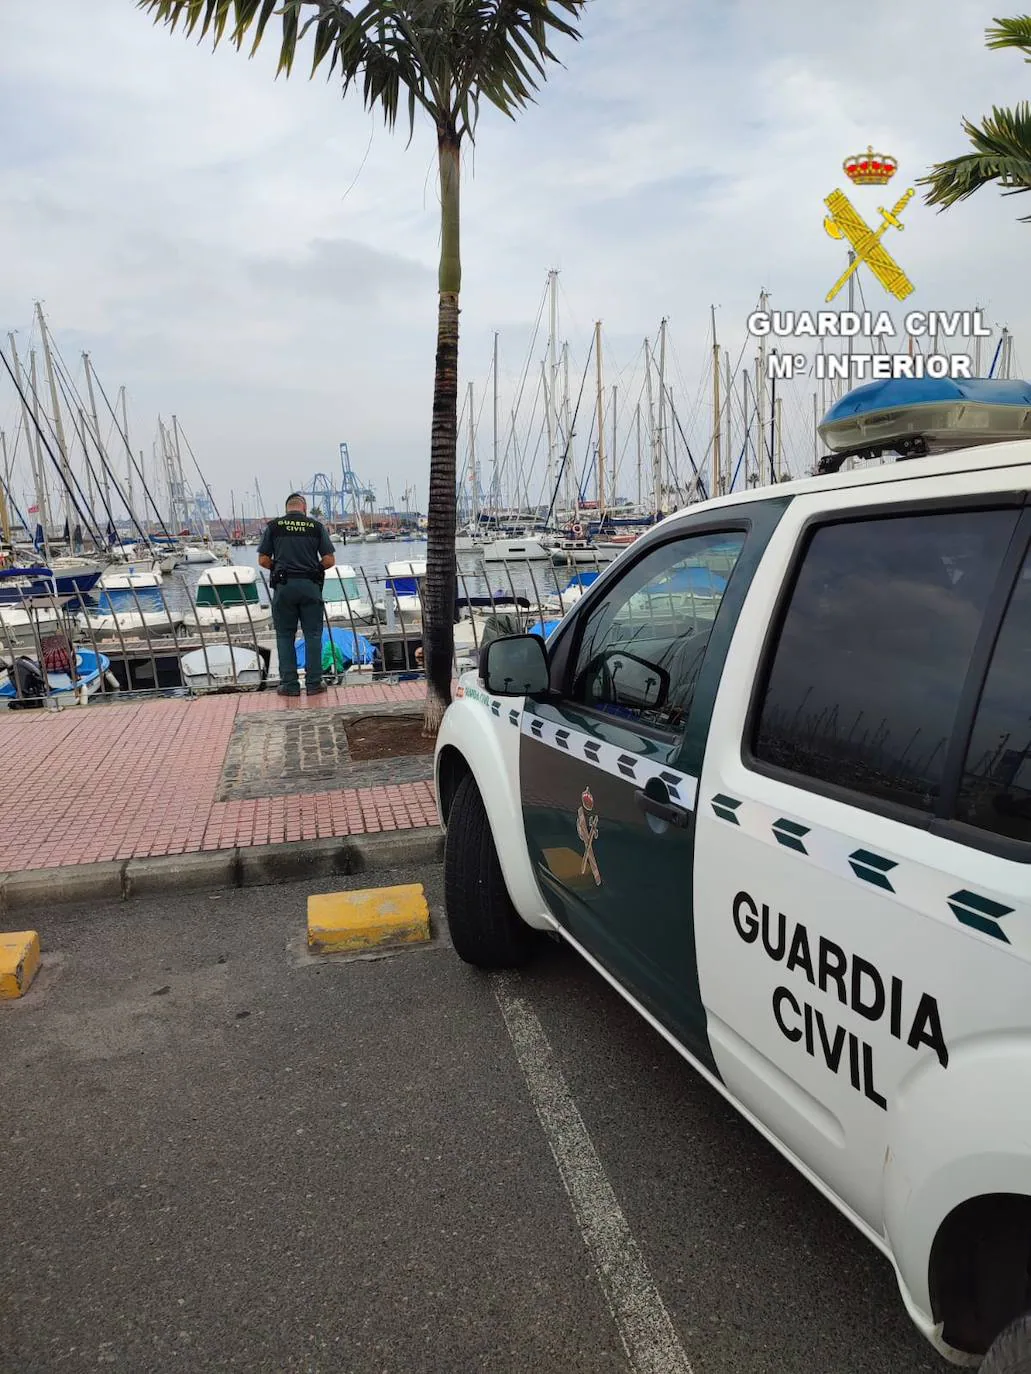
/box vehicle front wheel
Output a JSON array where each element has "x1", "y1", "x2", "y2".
[
  {"x1": 981, "y1": 1313, "x2": 1031, "y2": 1373},
  {"x1": 444, "y1": 773, "x2": 537, "y2": 968}
]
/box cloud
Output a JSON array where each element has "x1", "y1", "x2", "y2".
[{"x1": 0, "y1": 0, "x2": 1027, "y2": 518}]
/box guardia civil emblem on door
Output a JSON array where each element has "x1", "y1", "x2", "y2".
[{"x1": 576, "y1": 786, "x2": 601, "y2": 886}]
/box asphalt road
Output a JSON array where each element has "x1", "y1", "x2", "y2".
[{"x1": 1, "y1": 867, "x2": 946, "y2": 1374}]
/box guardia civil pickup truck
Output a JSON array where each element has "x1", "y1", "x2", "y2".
[{"x1": 434, "y1": 379, "x2": 1031, "y2": 1370}]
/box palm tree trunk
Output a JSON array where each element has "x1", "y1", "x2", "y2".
[{"x1": 422, "y1": 126, "x2": 462, "y2": 735}]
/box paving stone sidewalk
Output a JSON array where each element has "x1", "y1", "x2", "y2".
[{"x1": 0, "y1": 682, "x2": 438, "y2": 872}]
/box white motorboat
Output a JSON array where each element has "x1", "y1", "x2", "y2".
[
  {"x1": 0, "y1": 603, "x2": 62, "y2": 641},
  {"x1": 481, "y1": 536, "x2": 550, "y2": 562},
  {"x1": 550, "y1": 540, "x2": 614, "y2": 567},
  {"x1": 76, "y1": 603, "x2": 186, "y2": 636},
  {"x1": 99, "y1": 563, "x2": 162, "y2": 590},
  {"x1": 187, "y1": 565, "x2": 271, "y2": 629},
  {"x1": 179, "y1": 544, "x2": 219, "y2": 565},
  {"x1": 181, "y1": 644, "x2": 264, "y2": 691},
  {"x1": 323, "y1": 565, "x2": 376, "y2": 624}
]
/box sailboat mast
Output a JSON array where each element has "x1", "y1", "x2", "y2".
[
  {"x1": 724, "y1": 351, "x2": 733, "y2": 494},
  {"x1": 36, "y1": 303, "x2": 73, "y2": 539},
  {"x1": 562, "y1": 343, "x2": 573, "y2": 513},
  {"x1": 548, "y1": 269, "x2": 559, "y2": 511},
  {"x1": 813, "y1": 392, "x2": 819, "y2": 471},
  {"x1": 541, "y1": 361, "x2": 554, "y2": 526},
  {"x1": 610, "y1": 385, "x2": 618, "y2": 507},
  {"x1": 492, "y1": 332, "x2": 499, "y2": 517},
  {"x1": 594, "y1": 321, "x2": 606, "y2": 512},
  {"x1": 643, "y1": 340, "x2": 656, "y2": 517},
  {"x1": 468, "y1": 381, "x2": 478, "y2": 526},
  {"x1": 119, "y1": 387, "x2": 134, "y2": 514},
  {"x1": 741, "y1": 370, "x2": 750, "y2": 489},
  {"x1": 656, "y1": 321, "x2": 668, "y2": 516},
  {"x1": 83, "y1": 353, "x2": 112, "y2": 514},
  {"x1": 9, "y1": 336, "x2": 50, "y2": 555},
  {"x1": 28, "y1": 351, "x2": 54, "y2": 554},
  {"x1": 711, "y1": 306, "x2": 721, "y2": 499},
  {"x1": 0, "y1": 431, "x2": 11, "y2": 547},
  {"x1": 756, "y1": 289, "x2": 768, "y2": 483},
  {"x1": 171, "y1": 415, "x2": 190, "y2": 530},
  {"x1": 635, "y1": 402, "x2": 642, "y2": 513}
]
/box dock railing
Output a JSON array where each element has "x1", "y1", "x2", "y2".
[{"x1": 0, "y1": 550, "x2": 617, "y2": 707}]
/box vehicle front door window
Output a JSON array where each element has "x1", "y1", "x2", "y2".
[{"x1": 570, "y1": 533, "x2": 746, "y2": 733}]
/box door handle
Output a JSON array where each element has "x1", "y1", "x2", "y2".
[{"x1": 634, "y1": 789, "x2": 692, "y2": 829}]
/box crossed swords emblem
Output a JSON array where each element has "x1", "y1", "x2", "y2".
[
  {"x1": 823, "y1": 185, "x2": 915, "y2": 303},
  {"x1": 576, "y1": 787, "x2": 601, "y2": 886}
]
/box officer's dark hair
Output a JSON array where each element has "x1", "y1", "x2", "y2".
[{"x1": 284, "y1": 493, "x2": 307, "y2": 510}]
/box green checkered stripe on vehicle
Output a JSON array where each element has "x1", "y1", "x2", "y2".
[{"x1": 709, "y1": 792, "x2": 1017, "y2": 947}]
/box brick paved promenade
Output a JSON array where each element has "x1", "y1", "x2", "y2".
[{"x1": 0, "y1": 682, "x2": 439, "y2": 873}]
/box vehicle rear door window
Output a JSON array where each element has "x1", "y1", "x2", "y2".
[
  {"x1": 955, "y1": 550, "x2": 1031, "y2": 844},
  {"x1": 752, "y1": 507, "x2": 1021, "y2": 813}
]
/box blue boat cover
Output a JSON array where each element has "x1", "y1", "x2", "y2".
[
  {"x1": 528, "y1": 619, "x2": 561, "y2": 640},
  {"x1": 385, "y1": 576, "x2": 418, "y2": 597},
  {"x1": 295, "y1": 627, "x2": 375, "y2": 669},
  {"x1": 653, "y1": 566, "x2": 728, "y2": 594},
  {"x1": 562, "y1": 570, "x2": 601, "y2": 592},
  {"x1": 822, "y1": 376, "x2": 1031, "y2": 424}
]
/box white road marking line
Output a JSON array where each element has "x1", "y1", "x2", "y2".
[{"x1": 492, "y1": 973, "x2": 693, "y2": 1374}]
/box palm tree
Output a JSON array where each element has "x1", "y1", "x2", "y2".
[
  {"x1": 138, "y1": 0, "x2": 585, "y2": 730},
  {"x1": 920, "y1": 16, "x2": 1031, "y2": 221}
]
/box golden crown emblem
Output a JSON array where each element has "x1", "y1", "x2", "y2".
[{"x1": 844, "y1": 145, "x2": 898, "y2": 186}]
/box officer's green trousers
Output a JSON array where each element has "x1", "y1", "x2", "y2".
[{"x1": 272, "y1": 579, "x2": 324, "y2": 689}]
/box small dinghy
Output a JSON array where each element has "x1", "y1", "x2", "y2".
[
  {"x1": 819, "y1": 377, "x2": 1031, "y2": 456},
  {"x1": 0, "y1": 647, "x2": 110, "y2": 707},
  {"x1": 181, "y1": 644, "x2": 264, "y2": 691}
]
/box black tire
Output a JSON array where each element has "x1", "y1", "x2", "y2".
[
  {"x1": 444, "y1": 773, "x2": 537, "y2": 968},
  {"x1": 982, "y1": 1314, "x2": 1031, "y2": 1373}
]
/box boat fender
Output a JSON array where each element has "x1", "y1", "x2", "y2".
[{"x1": 104, "y1": 672, "x2": 121, "y2": 691}]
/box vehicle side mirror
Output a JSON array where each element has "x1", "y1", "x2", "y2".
[
  {"x1": 479, "y1": 634, "x2": 550, "y2": 697},
  {"x1": 597, "y1": 650, "x2": 670, "y2": 710}
]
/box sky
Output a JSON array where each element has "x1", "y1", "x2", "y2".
[{"x1": 0, "y1": 0, "x2": 1028, "y2": 522}]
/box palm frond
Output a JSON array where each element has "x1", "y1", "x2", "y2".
[
  {"x1": 985, "y1": 14, "x2": 1031, "y2": 58},
  {"x1": 137, "y1": 0, "x2": 315, "y2": 73},
  {"x1": 140, "y1": 2, "x2": 585, "y2": 136},
  {"x1": 920, "y1": 102, "x2": 1031, "y2": 220}
]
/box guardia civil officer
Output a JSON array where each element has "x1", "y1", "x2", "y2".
[{"x1": 258, "y1": 493, "x2": 336, "y2": 697}]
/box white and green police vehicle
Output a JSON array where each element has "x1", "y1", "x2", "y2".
[{"x1": 434, "y1": 378, "x2": 1031, "y2": 1369}]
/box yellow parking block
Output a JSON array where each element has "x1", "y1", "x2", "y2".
[
  {"x1": 0, "y1": 930, "x2": 41, "y2": 1000},
  {"x1": 307, "y1": 884, "x2": 430, "y2": 953}
]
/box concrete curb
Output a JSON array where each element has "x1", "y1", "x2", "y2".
[{"x1": 0, "y1": 829, "x2": 445, "y2": 915}]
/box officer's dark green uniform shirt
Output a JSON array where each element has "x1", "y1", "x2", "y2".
[{"x1": 258, "y1": 514, "x2": 334, "y2": 578}]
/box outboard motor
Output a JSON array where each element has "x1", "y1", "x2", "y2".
[{"x1": 8, "y1": 657, "x2": 47, "y2": 709}]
